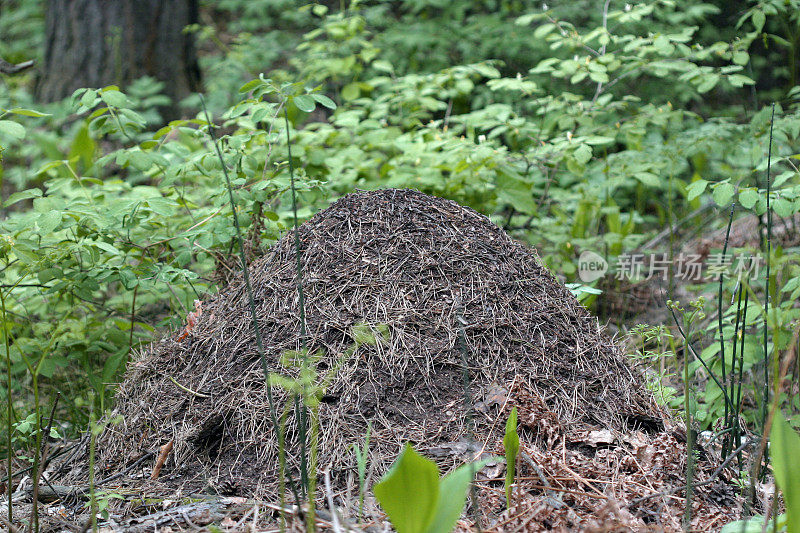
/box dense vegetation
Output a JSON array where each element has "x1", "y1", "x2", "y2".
[{"x1": 1, "y1": 0, "x2": 800, "y2": 529}]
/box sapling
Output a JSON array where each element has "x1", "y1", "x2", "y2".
[
  {"x1": 503, "y1": 407, "x2": 519, "y2": 508},
  {"x1": 351, "y1": 421, "x2": 372, "y2": 522}
]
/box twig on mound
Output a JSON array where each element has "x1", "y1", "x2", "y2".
[
  {"x1": 167, "y1": 375, "x2": 209, "y2": 398},
  {"x1": 95, "y1": 451, "x2": 155, "y2": 486},
  {"x1": 150, "y1": 440, "x2": 174, "y2": 480}
]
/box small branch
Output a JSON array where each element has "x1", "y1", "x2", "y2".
[
  {"x1": 167, "y1": 375, "x2": 209, "y2": 398},
  {"x1": 0, "y1": 59, "x2": 34, "y2": 75},
  {"x1": 150, "y1": 440, "x2": 174, "y2": 480}
]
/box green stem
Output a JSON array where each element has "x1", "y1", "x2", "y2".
[
  {"x1": 1, "y1": 290, "x2": 12, "y2": 526},
  {"x1": 683, "y1": 333, "x2": 694, "y2": 530},
  {"x1": 30, "y1": 373, "x2": 40, "y2": 532}
]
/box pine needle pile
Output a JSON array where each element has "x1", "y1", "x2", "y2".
[{"x1": 60, "y1": 189, "x2": 694, "y2": 518}]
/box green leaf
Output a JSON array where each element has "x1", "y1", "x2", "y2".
[
  {"x1": 769, "y1": 414, "x2": 800, "y2": 533},
  {"x1": 712, "y1": 182, "x2": 735, "y2": 206},
  {"x1": 686, "y1": 179, "x2": 708, "y2": 201},
  {"x1": 0, "y1": 120, "x2": 26, "y2": 139},
  {"x1": 696, "y1": 73, "x2": 720, "y2": 93},
  {"x1": 732, "y1": 51, "x2": 749, "y2": 66},
  {"x1": 374, "y1": 444, "x2": 440, "y2": 533},
  {"x1": 503, "y1": 407, "x2": 520, "y2": 507},
  {"x1": 145, "y1": 197, "x2": 178, "y2": 216},
  {"x1": 239, "y1": 79, "x2": 263, "y2": 93},
  {"x1": 583, "y1": 136, "x2": 615, "y2": 145},
  {"x1": 293, "y1": 95, "x2": 316, "y2": 113},
  {"x1": 311, "y1": 94, "x2": 337, "y2": 110},
  {"x1": 341, "y1": 83, "x2": 360, "y2": 101},
  {"x1": 8, "y1": 108, "x2": 50, "y2": 117},
  {"x1": 635, "y1": 172, "x2": 660, "y2": 187},
  {"x1": 739, "y1": 189, "x2": 760, "y2": 209},
  {"x1": 427, "y1": 461, "x2": 488, "y2": 533},
  {"x1": 752, "y1": 10, "x2": 765, "y2": 32},
  {"x1": 4, "y1": 188, "x2": 43, "y2": 208},
  {"x1": 100, "y1": 89, "x2": 128, "y2": 108},
  {"x1": 772, "y1": 197, "x2": 794, "y2": 218},
  {"x1": 37, "y1": 210, "x2": 62, "y2": 234},
  {"x1": 94, "y1": 241, "x2": 122, "y2": 256},
  {"x1": 574, "y1": 144, "x2": 592, "y2": 165}
]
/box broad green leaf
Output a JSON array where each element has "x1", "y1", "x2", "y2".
[
  {"x1": 739, "y1": 189, "x2": 760, "y2": 209},
  {"x1": 427, "y1": 460, "x2": 491, "y2": 533},
  {"x1": 503, "y1": 407, "x2": 519, "y2": 507},
  {"x1": 686, "y1": 179, "x2": 708, "y2": 201},
  {"x1": 341, "y1": 83, "x2": 360, "y2": 101},
  {"x1": 8, "y1": 108, "x2": 50, "y2": 117},
  {"x1": 770, "y1": 414, "x2": 800, "y2": 533},
  {"x1": 293, "y1": 95, "x2": 316, "y2": 113},
  {"x1": 100, "y1": 89, "x2": 128, "y2": 108},
  {"x1": 635, "y1": 172, "x2": 660, "y2": 187},
  {"x1": 772, "y1": 197, "x2": 794, "y2": 218},
  {"x1": 239, "y1": 79, "x2": 263, "y2": 93},
  {"x1": 94, "y1": 241, "x2": 122, "y2": 256},
  {"x1": 0, "y1": 120, "x2": 26, "y2": 139},
  {"x1": 37, "y1": 210, "x2": 62, "y2": 234},
  {"x1": 583, "y1": 136, "x2": 615, "y2": 145},
  {"x1": 374, "y1": 444, "x2": 440, "y2": 533},
  {"x1": 145, "y1": 197, "x2": 178, "y2": 216},
  {"x1": 696, "y1": 73, "x2": 720, "y2": 93},
  {"x1": 311, "y1": 94, "x2": 337, "y2": 110},
  {"x1": 732, "y1": 51, "x2": 749, "y2": 66},
  {"x1": 752, "y1": 10, "x2": 765, "y2": 32},
  {"x1": 574, "y1": 144, "x2": 592, "y2": 165},
  {"x1": 712, "y1": 182, "x2": 735, "y2": 206},
  {"x1": 4, "y1": 188, "x2": 43, "y2": 208}
]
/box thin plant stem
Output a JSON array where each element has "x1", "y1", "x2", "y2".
[
  {"x1": 1, "y1": 290, "x2": 12, "y2": 526},
  {"x1": 682, "y1": 328, "x2": 695, "y2": 531},
  {"x1": 735, "y1": 279, "x2": 750, "y2": 471},
  {"x1": 726, "y1": 278, "x2": 744, "y2": 461},
  {"x1": 29, "y1": 370, "x2": 41, "y2": 533},
  {"x1": 761, "y1": 103, "x2": 775, "y2": 447},
  {"x1": 29, "y1": 395, "x2": 58, "y2": 532},
  {"x1": 718, "y1": 204, "x2": 734, "y2": 458},
  {"x1": 283, "y1": 103, "x2": 311, "y2": 517},
  {"x1": 198, "y1": 94, "x2": 302, "y2": 514},
  {"x1": 88, "y1": 397, "x2": 97, "y2": 533},
  {"x1": 668, "y1": 306, "x2": 734, "y2": 414}
]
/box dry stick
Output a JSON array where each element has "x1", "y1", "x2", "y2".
[
  {"x1": 95, "y1": 451, "x2": 155, "y2": 486},
  {"x1": 0, "y1": 58, "x2": 34, "y2": 74},
  {"x1": 199, "y1": 95, "x2": 303, "y2": 512},
  {"x1": 0, "y1": 514, "x2": 21, "y2": 533},
  {"x1": 323, "y1": 468, "x2": 343, "y2": 533}
]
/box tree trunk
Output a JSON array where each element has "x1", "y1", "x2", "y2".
[{"x1": 36, "y1": 0, "x2": 201, "y2": 119}]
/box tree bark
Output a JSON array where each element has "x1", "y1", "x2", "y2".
[{"x1": 36, "y1": 0, "x2": 201, "y2": 118}]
